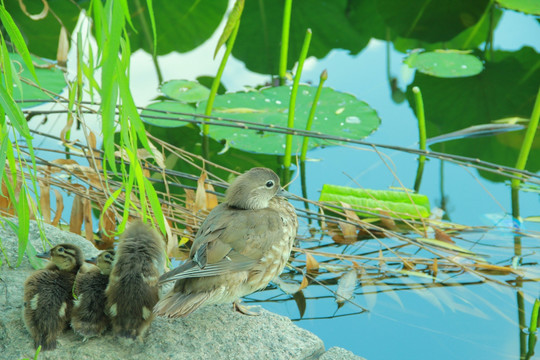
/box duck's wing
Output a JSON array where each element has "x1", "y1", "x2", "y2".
[
  {"x1": 159, "y1": 204, "x2": 290, "y2": 284},
  {"x1": 157, "y1": 251, "x2": 255, "y2": 284}
]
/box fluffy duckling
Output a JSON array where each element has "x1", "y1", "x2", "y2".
[
  {"x1": 105, "y1": 221, "x2": 165, "y2": 340},
  {"x1": 154, "y1": 167, "x2": 298, "y2": 318},
  {"x1": 71, "y1": 249, "x2": 115, "y2": 339},
  {"x1": 23, "y1": 243, "x2": 84, "y2": 350}
]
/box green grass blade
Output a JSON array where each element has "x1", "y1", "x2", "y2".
[
  {"x1": 0, "y1": 4, "x2": 38, "y2": 83},
  {"x1": 16, "y1": 186, "x2": 30, "y2": 267}
]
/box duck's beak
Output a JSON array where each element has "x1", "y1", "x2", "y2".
[
  {"x1": 277, "y1": 187, "x2": 295, "y2": 199},
  {"x1": 36, "y1": 250, "x2": 51, "y2": 259},
  {"x1": 86, "y1": 257, "x2": 98, "y2": 265}
]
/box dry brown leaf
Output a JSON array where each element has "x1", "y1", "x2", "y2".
[
  {"x1": 432, "y1": 258, "x2": 438, "y2": 279},
  {"x1": 378, "y1": 249, "x2": 385, "y2": 269},
  {"x1": 145, "y1": 140, "x2": 166, "y2": 169},
  {"x1": 379, "y1": 210, "x2": 397, "y2": 230},
  {"x1": 141, "y1": 161, "x2": 151, "y2": 178},
  {"x1": 305, "y1": 253, "x2": 319, "y2": 272},
  {"x1": 472, "y1": 263, "x2": 521, "y2": 275},
  {"x1": 434, "y1": 227, "x2": 455, "y2": 244},
  {"x1": 195, "y1": 171, "x2": 208, "y2": 212},
  {"x1": 39, "y1": 179, "x2": 51, "y2": 223},
  {"x1": 336, "y1": 269, "x2": 357, "y2": 305},
  {"x1": 339, "y1": 201, "x2": 360, "y2": 223},
  {"x1": 57, "y1": 26, "x2": 68, "y2": 67},
  {"x1": 160, "y1": 214, "x2": 178, "y2": 259},
  {"x1": 51, "y1": 189, "x2": 63, "y2": 226},
  {"x1": 83, "y1": 197, "x2": 94, "y2": 243},
  {"x1": 18, "y1": 0, "x2": 49, "y2": 20},
  {"x1": 204, "y1": 183, "x2": 218, "y2": 210},
  {"x1": 69, "y1": 195, "x2": 84, "y2": 235},
  {"x1": 0, "y1": 180, "x2": 15, "y2": 216},
  {"x1": 298, "y1": 274, "x2": 309, "y2": 291},
  {"x1": 85, "y1": 131, "x2": 102, "y2": 171},
  {"x1": 60, "y1": 114, "x2": 75, "y2": 147},
  {"x1": 338, "y1": 221, "x2": 357, "y2": 243},
  {"x1": 319, "y1": 208, "x2": 327, "y2": 230},
  {"x1": 98, "y1": 207, "x2": 116, "y2": 249}
]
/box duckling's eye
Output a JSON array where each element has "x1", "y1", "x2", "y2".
[
  {"x1": 105, "y1": 254, "x2": 112, "y2": 261},
  {"x1": 57, "y1": 247, "x2": 64, "y2": 253},
  {"x1": 265, "y1": 180, "x2": 274, "y2": 188}
]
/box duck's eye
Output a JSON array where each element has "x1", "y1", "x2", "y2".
[
  {"x1": 105, "y1": 254, "x2": 112, "y2": 261},
  {"x1": 57, "y1": 247, "x2": 64, "y2": 253},
  {"x1": 265, "y1": 180, "x2": 274, "y2": 188}
]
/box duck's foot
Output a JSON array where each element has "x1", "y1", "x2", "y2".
[{"x1": 233, "y1": 300, "x2": 261, "y2": 316}]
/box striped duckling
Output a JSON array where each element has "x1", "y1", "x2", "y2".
[
  {"x1": 23, "y1": 244, "x2": 84, "y2": 350},
  {"x1": 105, "y1": 221, "x2": 165, "y2": 340},
  {"x1": 71, "y1": 249, "x2": 116, "y2": 339}
]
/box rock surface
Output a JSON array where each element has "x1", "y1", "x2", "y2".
[{"x1": 0, "y1": 219, "x2": 365, "y2": 360}]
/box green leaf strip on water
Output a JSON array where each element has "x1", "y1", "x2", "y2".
[{"x1": 319, "y1": 184, "x2": 430, "y2": 218}]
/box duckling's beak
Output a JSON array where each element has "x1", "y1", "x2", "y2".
[
  {"x1": 86, "y1": 257, "x2": 98, "y2": 264},
  {"x1": 277, "y1": 187, "x2": 295, "y2": 199},
  {"x1": 36, "y1": 250, "x2": 51, "y2": 259}
]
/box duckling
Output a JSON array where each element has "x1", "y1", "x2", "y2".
[
  {"x1": 105, "y1": 221, "x2": 165, "y2": 340},
  {"x1": 71, "y1": 249, "x2": 115, "y2": 339},
  {"x1": 23, "y1": 243, "x2": 84, "y2": 350}
]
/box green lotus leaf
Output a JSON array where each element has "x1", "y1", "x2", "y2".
[
  {"x1": 496, "y1": 0, "x2": 540, "y2": 15},
  {"x1": 197, "y1": 85, "x2": 381, "y2": 155},
  {"x1": 405, "y1": 51, "x2": 484, "y2": 78},
  {"x1": 140, "y1": 101, "x2": 196, "y2": 128},
  {"x1": 4, "y1": 53, "x2": 66, "y2": 108},
  {"x1": 161, "y1": 80, "x2": 210, "y2": 103}
]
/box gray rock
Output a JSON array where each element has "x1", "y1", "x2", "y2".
[
  {"x1": 0, "y1": 219, "x2": 364, "y2": 359},
  {"x1": 320, "y1": 347, "x2": 366, "y2": 360}
]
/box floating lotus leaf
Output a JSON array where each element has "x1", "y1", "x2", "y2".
[
  {"x1": 161, "y1": 80, "x2": 210, "y2": 103},
  {"x1": 4, "y1": 53, "x2": 66, "y2": 108},
  {"x1": 405, "y1": 51, "x2": 484, "y2": 78},
  {"x1": 140, "y1": 101, "x2": 196, "y2": 127},
  {"x1": 196, "y1": 85, "x2": 381, "y2": 155}
]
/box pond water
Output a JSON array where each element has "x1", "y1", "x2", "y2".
[{"x1": 4, "y1": 1, "x2": 540, "y2": 359}]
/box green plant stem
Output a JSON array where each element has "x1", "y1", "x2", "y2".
[
  {"x1": 412, "y1": 86, "x2": 426, "y2": 192},
  {"x1": 525, "y1": 298, "x2": 540, "y2": 359},
  {"x1": 283, "y1": 28, "x2": 311, "y2": 169},
  {"x1": 512, "y1": 85, "x2": 540, "y2": 189},
  {"x1": 299, "y1": 160, "x2": 311, "y2": 224},
  {"x1": 413, "y1": 158, "x2": 425, "y2": 193},
  {"x1": 279, "y1": 0, "x2": 293, "y2": 83},
  {"x1": 412, "y1": 86, "x2": 427, "y2": 153},
  {"x1": 300, "y1": 69, "x2": 327, "y2": 161},
  {"x1": 203, "y1": 20, "x2": 240, "y2": 136}
]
